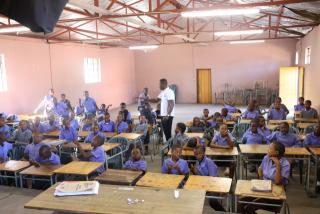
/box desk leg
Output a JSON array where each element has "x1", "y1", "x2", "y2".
[
  {"x1": 240, "y1": 154, "x2": 243, "y2": 180},
  {"x1": 19, "y1": 175, "x2": 23, "y2": 188},
  {"x1": 234, "y1": 195, "x2": 238, "y2": 213},
  {"x1": 50, "y1": 176, "x2": 53, "y2": 186},
  {"x1": 226, "y1": 194, "x2": 230, "y2": 212},
  {"x1": 85, "y1": 175, "x2": 88, "y2": 181},
  {"x1": 14, "y1": 172, "x2": 18, "y2": 188},
  {"x1": 307, "y1": 156, "x2": 311, "y2": 191},
  {"x1": 315, "y1": 156, "x2": 318, "y2": 194},
  {"x1": 283, "y1": 200, "x2": 287, "y2": 214},
  {"x1": 55, "y1": 174, "x2": 58, "y2": 183}
]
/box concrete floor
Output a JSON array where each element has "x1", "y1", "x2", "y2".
[{"x1": 2, "y1": 104, "x2": 320, "y2": 214}]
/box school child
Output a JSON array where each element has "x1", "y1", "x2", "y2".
[
  {"x1": 304, "y1": 123, "x2": 320, "y2": 147},
  {"x1": 239, "y1": 142, "x2": 290, "y2": 214},
  {"x1": 11, "y1": 120, "x2": 32, "y2": 143},
  {"x1": 133, "y1": 115, "x2": 149, "y2": 153},
  {"x1": 0, "y1": 115, "x2": 11, "y2": 139},
  {"x1": 191, "y1": 146, "x2": 225, "y2": 212},
  {"x1": 70, "y1": 112, "x2": 79, "y2": 131},
  {"x1": 0, "y1": 132, "x2": 13, "y2": 163},
  {"x1": 30, "y1": 117, "x2": 47, "y2": 133},
  {"x1": 74, "y1": 135, "x2": 106, "y2": 175},
  {"x1": 268, "y1": 101, "x2": 287, "y2": 120},
  {"x1": 188, "y1": 117, "x2": 206, "y2": 133},
  {"x1": 161, "y1": 144, "x2": 189, "y2": 175},
  {"x1": 243, "y1": 101, "x2": 260, "y2": 119},
  {"x1": 210, "y1": 112, "x2": 221, "y2": 128},
  {"x1": 257, "y1": 116, "x2": 271, "y2": 138},
  {"x1": 223, "y1": 101, "x2": 239, "y2": 114},
  {"x1": 294, "y1": 97, "x2": 305, "y2": 111},
  {"x1": 32, "y1": 145, "x2": 61, "y2": 166},
  {"x1": 23, "y1": 133, "x2": 44, "y2": 162},
  {"x1": 120, "y1": 102, "x2": 132, "y2": 123},
  {"x1": 221, "y1": 108, "x2": 233, "y2": 121},
  {"x1": 81, "y1": 117, "x2": 94, "y2": 131},
  {"x1": 301, "y1": 100, "x2": 318, "y2": 119},
  {"x1": 242, "y1": 120, "x2": 265, "y2": 144},
  {"x1": 210, "y1": 124, "x2": 235, "y2": 178},
  {"x1": 115, "y1": 114, "x2": 129, "y2": 134},
  {"x1": 74, "y1": 98, "x2": 84, "y2": 116},
  {"x1": 85, "y1": 123, "x2": 105, "y2": 143},
  {"x1": 269, "y1": 97, "x2": 289, "y2": 115},
  {"x1": 43, "y1": 114, "x2": 60, "y2": 132},
  {"x1": 123, "y1": 148, "x2": 147, "y2": 172},
  {"x1": 266, "y1": 122, "x2": 298, "y2": 147},
  {"x1": 169, "y1": 123, "x2": 189, "y2": 148},
  {"x1": 59, "y1": 118, "x2": 78, "y2": 143},
  {"x1": 52, "y1": 97, "x2": 69, "y2": 118},
  {"x1": 200, "y1": 109, "x2": 212, "y2": 122},
  {"x1": 99, "y1": 112, "x2": 116, "y2": 132}
]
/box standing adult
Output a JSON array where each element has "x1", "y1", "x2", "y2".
[
  {"x1": 34, "y1": 88, "x2": 56, "y2": 115},
  {"x1": 81, "y1": 91, "x2": 98, "y2": 117},
  {"x1": 150, "y1": 79, "x2": 175, "y2": 140},
  {"x1": 60, "y1": 93, "x2": 73, "y2": 111}
]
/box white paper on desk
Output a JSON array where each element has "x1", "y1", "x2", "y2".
[
  {"x1": 54, "y1": 181, "x2": 99, "y2": 196},
  {"x1": 251, "y1": 179, "x2": 272, "y2": 192}
]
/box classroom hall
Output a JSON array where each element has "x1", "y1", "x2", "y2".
[{"x1": 1, "y1": 1, "x2": 320, "y2": 214}]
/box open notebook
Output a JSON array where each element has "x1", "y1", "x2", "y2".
[
  {"x1": 251, "y1": 179, "x2": 272, "y2": 192},
  {"x1": 54, "y1": 181, "x2": 100, "y2": 196}
]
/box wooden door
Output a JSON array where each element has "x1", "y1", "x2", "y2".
[
  {"x1": 279, "y1": 66, "x2": 304, "y2": 109},
  {"x1": 197, "y1": 69, "x2": 212, "y2": 104}
]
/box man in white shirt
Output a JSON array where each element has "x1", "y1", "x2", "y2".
[
  {"x1": 34, "y1": 88, "x2": 56, "y2": 116},
  {"x1": 150, "y1": 79, "x2": 175, "y2": 140}
]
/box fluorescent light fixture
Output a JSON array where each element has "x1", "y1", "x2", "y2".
[
  {"x1": 181, "y1": 8, "x2": 260, "y2": 18},
  {"x1": 129, "y1": 45, "x2": 159, "y2": 50},
  {"x1": 229, "y1": 40, "x2": 265, "y2": 44},
  {"x1": 214, "y1": 29, "x2": 263, "y2": 36},
  {"x1": 0, "y1": 26, "x2": 30, "y2": 33}
]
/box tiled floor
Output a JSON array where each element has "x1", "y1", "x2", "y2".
[{"x1": 2, "y1": 104, "x2": 320, "y2": 214}]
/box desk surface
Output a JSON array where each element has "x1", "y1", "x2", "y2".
[
  {"x1": 309, "y1": 147, "x2": 320, "y2": 156},
  {"x1": 41, "y1": 139, "x2": 66, "y2": 147},
  {"x1": 235, "y1": 180, "x2": 286, "y2": 200},
  {"x1": 78, "y1": 131, "x2": 117, "y2": 139},
  {"x1": 168, "y1": 147, "x2": 238, "y2": 156},
  {"x1": 53, "y1": 161, "x2": 103, "y2": 175},
  {"x1": 0, "y1": 160, "x2": 30, "y2": 172},
  {"x1": 114, "y1": 133, "x2": 142, "y2": 141},
  {"x1": 24, "y1": 184, "x2": 206, "y2": 214},
  {"x1": 296, "y1": 123, "x2": 317, "y2": 129},
  {"x1": 63, "y1": 142, "x2": 121, "y2": 152},
  {"x1": 239, "y1": 144, "x2": 310, "y2": 156},
  {"x1": 18, "y1": 114, "x2": 46, "y2": 121},
  {"x1": 184, "y1": 175, "x2": 232, "y2": 194},
  {"x1": 95, "y1": 169, "x2": 143, "y2": 185},
  {"x1": 266, "y1": 124, "x2": 279, "y2": 130},
  {"x1": 185, "y1": 132, "x2": 204, "y2": 138},
  {"x1": 239, "y1": 119, "x2": 251, "y2": 124},
  {"x1": 136, "y1": 172, "x2": 185, "y2": 189},
  {"x1": 268, "y1": 120, "x2": 294, "y2": 124},
  {"x1": 43, "y1": 131, "x2": 60, "y2": 137},
  {"x1": 294, "y1": 118, "x2": 319, "y2": 123},
  {"x1": 20, "y1": 165, "x2": 63, "y2": 176}
]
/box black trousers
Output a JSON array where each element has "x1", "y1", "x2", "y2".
[{"x1": 161, "y1": 116, "x2": 173, "y2": 141}]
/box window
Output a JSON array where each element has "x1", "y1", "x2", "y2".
[
  {"x1": 0, "y1": 54, "x2": 8, "y2": 91},
  {"x1": 295, "y1": 51, "x2": 299, "y2": 65},
  {"x1": 305, "y1": 46, "x2": 311, "y2": 64},
  {"x1": 84, "y1": 57, "x2": 101, "y2": 83}
]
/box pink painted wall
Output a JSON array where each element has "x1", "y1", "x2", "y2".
[
  {"x1": 0, "y1": 35, "x2": 136, "y2": 114},
  {"x1": 296, "y1": 26, "x2": 320, "y2": 110},
  {"x1": 134, "y1": 39, "x2": 296, "y2": 103}
]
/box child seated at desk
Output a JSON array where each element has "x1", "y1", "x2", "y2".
[
  {"x1": 242, "y1": 120, "x2": 265, "y2": 144},
  {"x1": 44, "y1": 114, "x2": 60, "y2": 133},
  {"x1": 30, "y1": 117, "x2": 46, "y2": 134},
  {"x1": 70, "y1": 112, "x2": 79, "y2": 131},
  {"x1": 239, "y1": 142, "x2": 290, "y2": 214},
  {"x1": 31, "y1": 145, "x2": 61, "y2": 166},
  {"x1": 23, "y1": 133, "x2": 44, "y2": 162},
  {"x1": 200, "y1": 109, "x2": 212, "y2": 122},
  {"x1": 0, "y1": 115, "x2": 11, "y2": 139},
  {"x1": 119, "y1": 102, "x2": 132, "y2": 124},
  {"x1": 80, "y1": 116, "x2": 94, "y2": 132},
  {"x1": 10, "y1": 120, "x2": 32, "y2": 144},
  {"x1": 210, "y1": 124, "x2": 235, "y2": 178},
  {"x1": 169, "y1": 123, "x2": 189, "y2": 148},
  {"x1": 74, "y1": 135, "x2": 106, "y2": 175},
  {"x1": 0, "y1": 132, "x2": 13, "y2": 163},
  {"x1": 242, "y1": 100, "x2": 260, "y2": 120},
  {"x1": 224, "y1": 101, "x2": 239, "y2": 114},
  {"x1": 258, "y1": 116, "x2": 271, "y2": 138},
  {"x1": 294, "y1": 97, "x2": 305, "y2": 111},
  {"x1": 301, "y1": 100, "x2": 318, "y2": 119},
  {"x1": 266, "y1": 122, "x2": 298, "y2": 147},
  {"x1": 221, "y1": 108, "x2": 233, "y2": 121},
  {"x1": 133, "y1": 115, "x2": 149, "y2": 153},
  {"x1": 269, "y1": 97, "x2": 289, "y2": 115},
  {"x1": 304, "y1": 123, "x2": 320, "y2": 147},
  {"x1": 161, "y1": 144, "x2": 189, "y2": 175},
  {"x1": 115, "y1": 114, "x2": 129, "y2": 134},
  {"x1": 85, "y1": 123, "x2": 105, "y2": 143},
  {"x1": 268, "y1": 101, "x2": 287, "y2": 120},
  {"x1": 124, "y1": 148, "x2": 147, "y2": 172},
  {"x1": 99, "y1": 112, "x2": 116, "y2": 132},
  {"x1": 188, "y1": 117, "x2": 206, "y2": 133},
  {"x1": 59, "y1": 118, "x2": 78, "y2": 143}
]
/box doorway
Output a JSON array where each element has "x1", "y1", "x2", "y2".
[{"x1": 197, "y1": 69, "x2": 212, "y2": 104}]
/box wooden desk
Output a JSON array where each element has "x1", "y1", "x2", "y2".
[
  {"x1": 43, "y1": 131, "x2": 60, "y2": 138},
  {"x1": 224, "y1": 120, "x2": 236, "y2": 125},
  {"x1": 239, "y1": 119, "x2": 251, "y2": 124},
  {"x1": 114, "y1": 133, "x2": 142, "y2": 141},
  {"x1": 231, "y1": 113, "x2": 242, "y2": 118},
  {"x1": 19, "y1": 165, "x2": 63, "y2": 186},
  {"x1": 136, "y1": 172, "x2": 185, "y2": 189},
  {"x1": 25, "y1": 184, "x2": 206, "y2": 214},
  {"x1": 185, "y1": 132, "x2": 204, "y2": 138},
  {"x1": 63, "y1": 142, "x2": 121, "y2": 153},
  {"x1": 296, "y1": 123, "x2": 316, "y2": 129},
  {"x1": 168, "y1": 147, "x2": 238, "y2": 157},
  {"x1": 184, "y1": 175, "x2": 232, "y2": 194},
  {"x1": 268, "y1": 119, "x2": 294, "y2": 125},
  {"x1": 239, "y1": 144, "x2": 310, "y2": 156},
  {"x1": 309, "y1": 147, "x2": 320, "y2": 193},
  {"x1": 266, "y1": 124, "x2": 279, "y2": 130},
  {"x1": 41, "y1": 138, "x2": 66, "y2": 147},
  {"x1": 78, "y1": 131, "x2": 117, "y2": 139},
  {"x1": 95, "y1": 169, "x2": 143, "y2": 185},
  {"x1": 0, "y1": 160, "x2": 30, "y2": 187},
  {"x1": 18, "y1": 114, "x2": 46, "y2": 121},
  {"x1": 309, "y1": 147, "x2": 320, "y2": 156},
  {"x1": 53, "y1": 161, "x2": 104, "y2": 180},
  {"x1": 294, "y1": 118, "x2": 319, "y2": 123}
]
